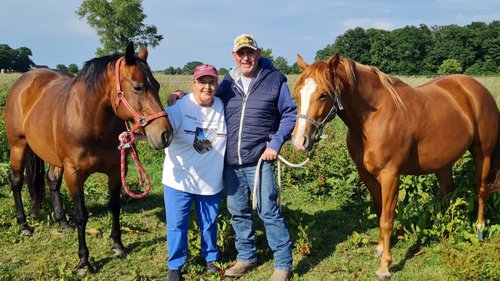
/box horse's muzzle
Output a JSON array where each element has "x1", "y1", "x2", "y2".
[
  {"x1": 292, "y1": 133, "x2": 315, "y2": 152},
  {"x1": 162, "y1": 130, "x2": 173, "y2": 148}
]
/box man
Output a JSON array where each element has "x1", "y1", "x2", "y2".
[
  {"x1": 169, "y1": 34, "x2": 297, "y2": 281},
  {"x1": 220, "y1": 34, "x2": 296, "y2": 281}
]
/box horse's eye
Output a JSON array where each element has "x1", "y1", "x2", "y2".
[
  {"x1": 133, "y1": 85, "x2": 144, "y2": 93},
  {"x1": 319, "y1": 92, "x2": 328, "y2": 101}
]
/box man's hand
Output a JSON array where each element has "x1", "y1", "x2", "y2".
[
  {"x1": 261, "y1": 147, "x2": 278, "y2": 161},
  {"x1": 167, "y1": 90, "x2": 187, "y2": 106}
]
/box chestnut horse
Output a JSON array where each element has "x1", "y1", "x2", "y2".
[
  {"x1": 291, "y1": 53, "x2": 499, "y2": 279},
  {"x1": 4, "y1": 42, "x2": 172, "y2": 273}
]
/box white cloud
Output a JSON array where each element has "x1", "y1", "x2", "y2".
[{"x1": 343, "y1": 19, "x2": 395, "y2": 30}]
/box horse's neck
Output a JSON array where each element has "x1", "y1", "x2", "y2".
[
  {"x1": 69, "y1": 83, "x2": 120, "y2": 137},
  {"x1": 337, "y1": 74, "x2": 391, "y2": 132}
]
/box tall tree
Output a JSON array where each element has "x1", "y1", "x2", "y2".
[
  {"x1": 0, "y1": 44, "x2": 34, "y2": 72},
  {"x1": 260, "y1": 47, "x2": 274, "y2": 63},
  {"x1": 76, "y1": 0, "x2": 163, "y2": 56},
  {"x1": 182, "y1": 61, "x2": 203, "y2": 75},
  {"x1": 333, "y1": 27, "x2": 371, "y2": 64},
  {"x1": 0, "y1": 44, "x2": 16, "y2": 70},
  {"x1": 273, "y1": 56, "x2": 289, "y2": 74},
  {"x1": 426, "y1": 24, "x2": 475, "y2": 73},
  {"x1": 388, "y1": 24, "x2": 432, "y2": 75},
  {"x1": 366, "y1": 28, "x2": 393, "y2": 72}
]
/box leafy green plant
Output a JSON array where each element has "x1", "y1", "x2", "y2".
[
  {"x1": 0, "y1": 111, "x2": 9, "y2": 163},
  {"x1": 438, "y1": 59, "x2": 463, "y2": 75}
]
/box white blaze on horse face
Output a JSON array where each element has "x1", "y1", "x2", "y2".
[{"x1": 293, "y1": 78, "x2": 317, "y2": 149}]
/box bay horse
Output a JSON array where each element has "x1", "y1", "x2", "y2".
[
  {"x1": 4, "y1": 42, "x2": 173, "y2": 274},
  {"x1": 291, "y1": 53, "x2": 500, "y2": 279}
]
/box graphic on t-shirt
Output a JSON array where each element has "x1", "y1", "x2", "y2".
[{"x1": 192, "y1": 127, "x2": 216, "y2": 154}]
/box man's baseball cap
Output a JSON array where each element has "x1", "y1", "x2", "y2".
[
  {"x1": 233, "y1": 33, "x2": 259, "y2": 52},
  {"x1": 193, "y1": 64, "x2": 218, "y2": 80}
]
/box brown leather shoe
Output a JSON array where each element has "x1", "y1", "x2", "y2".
[
  {"x1": 269, "y1": 269, "x2": 292, "y2": 281},
  {"x1": 224, "y1": 261, "x2": 256, "y2": 277}
]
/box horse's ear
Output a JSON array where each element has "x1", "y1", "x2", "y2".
[
  {"x1": 137, "y1": 44, "x2": 148, "y2": 61},
  {"x1": 297, "y1": 54, "x2": 308, "y2": 71},
  {"x1": 328, "y1": 53, "x2": 340, "y2": 72},
  {"x1": 328, "y1": 53, "x2": 340, "y2": 70},
  {"x1": 125, "y1": 42, "x2": 135, "y2": 65}
]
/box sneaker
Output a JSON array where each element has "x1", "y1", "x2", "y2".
[
  {"x1": 269, "y1": 269, "x2": 292, "y2": 281},
  {"x1": 206, "y1": 261, "x2": 220, "y2": 273},
  {"x1": 224, "y1": 261, "x2": 256, "y2": 277},
  {"x1": 168, "y1": 269, "x2": 182, "y2": 281}
]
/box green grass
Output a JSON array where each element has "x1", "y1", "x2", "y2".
[{"x1": 0, "y1": 177, "x2": 498, "y2": 280}]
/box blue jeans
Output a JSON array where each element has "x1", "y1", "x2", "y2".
[
  {"x1": 224, "y1": 161, "x2": 293, "y2": 271},
  {"x1": 164, "y1": 186, "x2": 221, "y2": 270}
]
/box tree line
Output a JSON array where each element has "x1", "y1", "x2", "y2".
[
  {"x1": 2, "y1": 20, "x2": 498, "y2": 76},
  {"x1": 315, "y1": 21, "x2": 499, "y2": 76},
  {"x1": 164, "y1": 21, "x2": 499, "y2": 76}
]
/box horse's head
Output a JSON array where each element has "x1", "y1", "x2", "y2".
[
  {"x1": 292, "y1": 54, "x2": 343, "y2": 152},
  {"x1": 113, "y1": 42, "x2": 173, "y2": 149}
]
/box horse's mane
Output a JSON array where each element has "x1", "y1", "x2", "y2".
[
  {"x1": 341, "y1": 57, "x2": 405, "y2": 109},
  {"x1": 75, "y1": 53, "x2": 153, "y2": 93},
  {"x1": 295, "y1": 56, "x2": 405, "y2": 110}
]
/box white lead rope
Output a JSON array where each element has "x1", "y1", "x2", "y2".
[{"x1": 252, "y1": 155, "x2": 310, "y2": 210}]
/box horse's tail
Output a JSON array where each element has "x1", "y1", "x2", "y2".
[
  {"x1": 486, "y1": 116, "x2": 500, "y2": 194},
  {"x1": 25, "y1": 146, "x2": 45, "y2": 216}
]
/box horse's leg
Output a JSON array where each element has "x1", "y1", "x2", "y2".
[
  {"x1": 25, "y1": 147, "x2": 45, "y2": 218},
  {"x1": 375, "y1": 170, "x2": 399, "y2": 280},
  {"x1": 8, "y1": 144, "x2": 32, "y2": 235},
  {"x1": 435, "y1": 166, "x2": 454, "y2": 203},
  {"x1": 358, "y1": 168, "x2": 384, "y2": 257},
  {"x1": 470, "y1": 147, "x2": 492, "y2": 241},
  {"x1": 47, "y1": 165, "x2": 71, "y2": 230},
  {"x1": 108, "y1": 170, "x2": 126, "y2": 256},
  {"x1": 64, "y1": 168, "x2": 91, "y2": 274}
]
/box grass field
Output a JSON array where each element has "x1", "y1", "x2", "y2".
[{"x1": 0, "y1": 74, "x2": 499, "y2": 280}]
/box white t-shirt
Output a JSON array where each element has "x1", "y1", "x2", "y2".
[
  {"x1": 162, "y1": 93, "x2": 226, "y2": 195},
  {"x1": 239, "y1": 75, "x2": 253, "y2": 96}
]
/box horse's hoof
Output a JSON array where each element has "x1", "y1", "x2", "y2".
[
  {"x1": 112, "y1": 246, "x2": 127, "y2": 257},
  {"x1": 376, "y1": 269, "x2": 392, "y2": 280},
  {"x1": 477, "y1": 232, "x2": 484, "y2": 242},
  {"x1": 20, "y1": 226, "x2": 33, "y2": 236},
  {"x1": 76, "y1": 266, "x2": 88, "y2": 276},
  {"x1": 61, "y1": 223, "x2": 74, "y2": 233}
]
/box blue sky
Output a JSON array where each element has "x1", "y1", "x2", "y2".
[{"x1": 1, "y1": 0, "x2": 498, "y2": 71}]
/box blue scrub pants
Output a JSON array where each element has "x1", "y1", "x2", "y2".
[{"x1": 164, "y1": 185, "x2": 221, "y2": 270}]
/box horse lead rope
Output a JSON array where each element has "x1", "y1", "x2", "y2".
[
  {"x1": 251, "y1": 92, "x2": 343, "y2": 210},
  {"x1": 118, "y1": 131, "x2": 151, "y2": 198},
  {"x1": 252, "y1": 155, "x2": 310, "y2": 210}
]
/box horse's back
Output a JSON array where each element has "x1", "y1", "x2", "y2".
[
  {"x1": 419, "y1": 74, "x2": 498, "y2": 138},
  {"x1": 401, "y1": 74, "x2": 498, "y2": 173},
  {"x1": 6, "y1": 69, "x2": 73, "y2": 117},
  {"x1": 416, "y1": 74, "x2": 495, "y2": 109}
]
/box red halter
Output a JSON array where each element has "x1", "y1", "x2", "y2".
[
  {"x1": 113, "y1": 56, "x2": 167, "y2": 199},
  {"x1": 113, "y1": 56, "x2": 166, "y2": 133}
]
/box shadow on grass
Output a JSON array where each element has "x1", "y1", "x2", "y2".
[
  {"x1": 285, "y1": 203, "x2": 365, "y2": 276},
  {"x1": 390, "y1": 241, "x2": 422, "y2": 274}
]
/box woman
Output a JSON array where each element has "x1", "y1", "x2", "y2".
[{"x1": 162, "y1": 64, "x2": 226, "y2": 281}]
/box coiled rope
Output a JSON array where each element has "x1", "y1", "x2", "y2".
[{"x1": 252, "y1": 155, "x2": 310, "y2": 210}]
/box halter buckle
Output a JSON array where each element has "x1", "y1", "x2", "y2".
[{"x1": 138, "y1": 116, "x2": 148, "y2": 127}]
